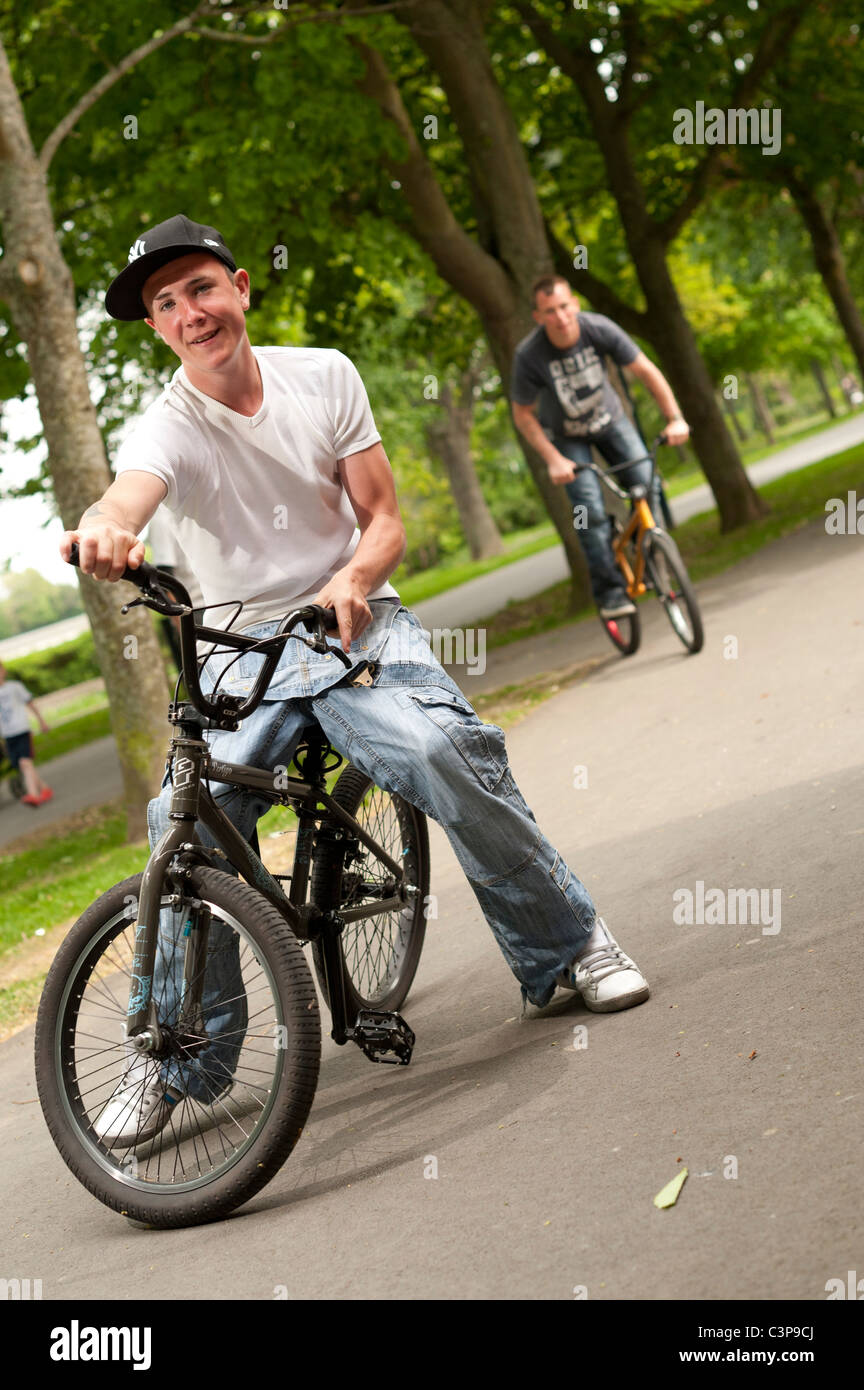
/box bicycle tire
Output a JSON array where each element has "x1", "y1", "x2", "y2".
[
  {"x1": 599, "y1": 607, "x2": 641, "y2": 657},
  {"x1": 35, "y1": 868, "x2": 320, "y2": 1229},
  {"x1": 310, "y1": 766, "x2": 430, "y2": 1014},
  {"x1": 643, "y1": 529, "x2": 704, "y2": 654}
]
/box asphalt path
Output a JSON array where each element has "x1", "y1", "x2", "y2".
[{"x1": 3, "y1": 517, "x2": 862, "y2": 1299}]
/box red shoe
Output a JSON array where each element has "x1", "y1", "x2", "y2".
[
  {"x1": 20, "y1": 794, "x2": 41, "y2": 807},
  {"x1": 38, "y1": 787, "x2": 54, "y2": 803}
]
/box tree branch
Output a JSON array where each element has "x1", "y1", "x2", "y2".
[
  {"x1": 346, "y1": 32, "x2": 515, "y2": 323},
  {"x1": 38, "y1": 1, "x2": 216, "y2": 171},
  {"x1": 514, "y1": 0, "x2": 653, "y2": 243},
  {"x1": 616, "y1": 5, "x2": 643, "y2": 117},
  {"x1": 659, "y1": 1, "x2": 813, "y2": 242},
  {"x1": 191, "y1": 1, "x2": 417, "y2": 43}
]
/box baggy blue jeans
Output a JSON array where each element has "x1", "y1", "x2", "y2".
[
  {"x1": 146, "y1": 603, "x2": 598, "y2": 1099},
  {"x1": 559, "y1": 415, "x2": 664, "y2": 606}
]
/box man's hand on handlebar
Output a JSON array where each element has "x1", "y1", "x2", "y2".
[
  {"x1": 312, "y1": 571, "x2": 373, "y2": 654},
  {"x1": 60, "y1": 523, "x2": 144, "y2": 583},
  {"x1": 547, "y1": 452, "x2": 581, "y2": 486},
  {"x1": 663, "y1": 417, "x2": 690, "y2": 447}
]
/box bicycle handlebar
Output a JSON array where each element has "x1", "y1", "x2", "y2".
[
  {"x1": 67, "y1": 542, "x2": 345, "y2": 726},
  {"x1": 577, "y1": 431, "x2": 669, "y2": 501}
]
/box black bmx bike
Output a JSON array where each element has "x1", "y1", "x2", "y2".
[
  {"x1": 35, "y1": 552, "x2": 430, "y2": 1228},
  {"x1": 589, "y1": 436, "x2": 704, "y2": 658}
]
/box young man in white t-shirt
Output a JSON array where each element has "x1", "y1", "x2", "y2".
[{"x1": 61, "y1": 215, "x2": 650, "y2": 1144}]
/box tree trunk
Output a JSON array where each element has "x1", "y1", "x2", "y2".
[
  {"x1": 0, "y1": 40, "x2": 169, "y2": 840},
  {"x1": 634, "y1": 243, "x2": 767, "y2": 529},
  {"x1": 425, "y1": 377, "x2": 504, "y2": 560},
  {"x1": 720, "y1": 392, "x2": 749, "y2": 443},
  {"x1": 788, "y1": 175, "x2": 864, "y2": 385},
  {"x1": 348, "y1": 11, "x2": 592, "y2": 608},
  {"x1": 746, "y1": 373, "x2": 776, "y2": 443},
  {"x1": 810, "y1": 359, "x2": 837, "y2": 419}
]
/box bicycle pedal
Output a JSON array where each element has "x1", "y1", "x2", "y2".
[{"x1": 348, "y1": 1009, "x2": 415, "y2": 1065}]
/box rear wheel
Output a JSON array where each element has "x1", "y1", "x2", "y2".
[
  {"x1": 310, "y1": 768, "x2": 430, "y2": 1014},
  {"x1": 35, "y1": 868, "x2": 320, "y2": 1229},
  {"x1": 644, "y1": 529, "x2": 704, "y2": 653}
]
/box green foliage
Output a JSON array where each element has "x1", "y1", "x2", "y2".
[
  {"x1": 1, "y1": 0, "x2": 861, "y2": 544},
  {"x1": 0, "y1": 806, "x2": 147, "y2": 954},
  {"x1": 3, "y1": 630, "x2": 99, "y2": 696},
  {"x1": 33, "y1": 707, "x2": 112, "y2": 763},
  {"x1": 0, "y1": 568, "x2": 83, "y2": 638}
]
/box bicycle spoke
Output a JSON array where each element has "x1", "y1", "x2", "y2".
[{"x1": 53, "y1": 890, "x2": 291, "y2": 1194}]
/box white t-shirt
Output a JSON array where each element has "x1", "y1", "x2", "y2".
[
  {"x1": 0, "y1": 680, "x2": 33, "y2": 738},
  {"x1": 146, "y1": 508, "x2": 205, "y2": 610},
  {"x1": 114, "y1": 346, "x2": 399, "y2": 628}
]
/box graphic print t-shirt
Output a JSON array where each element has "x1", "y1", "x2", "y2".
[{"x1": 510, "y1": 313, "x2": 639, "y2": 439}]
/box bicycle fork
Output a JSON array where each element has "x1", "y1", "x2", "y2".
[{"x1": 125, "y1": 728, "x2": 212, "y2": 1057}]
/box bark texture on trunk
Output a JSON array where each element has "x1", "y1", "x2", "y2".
[
  {"x1": 636, "y1": 245, "x2": 767, "y2": 527},
  {"x1": 425, "y1": 376, "x2": 504, "y2": 560},
  {"x1": 788, "y1": 174, "x2": 864, "y2": 385},
  {"x1": 0, "y1": 41, "x2": 169, "y2": 839}
]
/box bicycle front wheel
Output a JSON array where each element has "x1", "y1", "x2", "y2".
[
  {"x1": 643, "y1": 529, "x2": 704, "y2": 653},
  {"x1": 310, "y1": 767, "x2": 430, "y2": 1014},
  {"x1": 35, "y1": 868, "x2": 320, "y2": 1229},
  {"x1": 599, "y1": 607, "x2": 641, "y2": 657}
]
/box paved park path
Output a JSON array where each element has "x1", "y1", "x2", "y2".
[{"x1": 3, "y1": 514, "x2": 862, "y2": 1299}]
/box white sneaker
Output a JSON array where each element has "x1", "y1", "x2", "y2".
[
  {"x1": 599, "y1": 595, "x2": 636, "y2": 619},
  {"x1": 93, "y1": 1050, "x2": 181, "y2": 1148},
  {"x1": 557, "y1": 918, "x2": 650, "y2": 1012}
]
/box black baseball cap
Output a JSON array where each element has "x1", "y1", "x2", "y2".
[{"x1": 105, "y1": 214, "x2": 237, "y2": 321}]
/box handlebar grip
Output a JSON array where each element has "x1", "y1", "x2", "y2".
[
  {"x1": 68, "y1": 540, "x2": 160, "y2": 591},
  {"x1": 311, "y1": 605, "x2": 339, "y2": 633}
]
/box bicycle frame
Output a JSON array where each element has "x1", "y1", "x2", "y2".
[
  {"x1": 128, "y1": 709, "x2": 413, "y2": 1052},
  {"x1": 64, "y1": 546, "x2": 411, "y2": 1054},
  {"x1": 582, "y1": 438, "x2": 665, "y2": 600}
]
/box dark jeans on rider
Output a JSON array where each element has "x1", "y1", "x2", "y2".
[{"x1": 559, "y1": 416, "x2": 663, "y2": 607}]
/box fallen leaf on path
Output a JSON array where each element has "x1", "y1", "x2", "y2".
[
  {"x1": 654, "y1": 1168, "x2": 688, "y2": 1209},
  {"x1": 748, "y1": 1050, "x2": 757, "y2": 1060}
]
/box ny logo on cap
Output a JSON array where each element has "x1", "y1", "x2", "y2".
[{"x1": 128, "y1": 239, "x2": 147, "y2": 262}]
